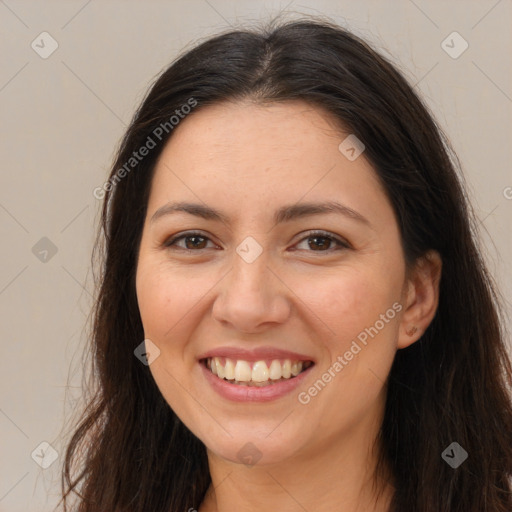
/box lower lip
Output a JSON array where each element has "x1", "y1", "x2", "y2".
[{"x1": 200, "y1": 361, "x2": 314, "y2": 402}]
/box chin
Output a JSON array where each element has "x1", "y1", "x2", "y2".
[{"x1": 199, "y1": 427, "x2": 308, "y2": 467}]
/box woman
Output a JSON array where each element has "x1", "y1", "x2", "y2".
[{"x1": 59, "y1": 16, "x2": 512, "y2": 512}]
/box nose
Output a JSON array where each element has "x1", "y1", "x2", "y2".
[{"x1": 211, "y1": 248, "x2": 291, "y2": 333}]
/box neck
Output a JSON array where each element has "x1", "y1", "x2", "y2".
[{"x1": 199, "y1": 393, "x2": 395, "y2": 512}]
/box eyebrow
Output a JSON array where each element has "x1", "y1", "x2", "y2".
[{"x1": 150, "y1": 200, "x2": 372, "y2": 228}]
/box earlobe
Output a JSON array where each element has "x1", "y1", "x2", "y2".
[
  {"x1": 397, "y1": 250, "x2": 442, "y2": 349},
  {"x1": 405, "y1": 325, "x2": 418, "y2": 337}
]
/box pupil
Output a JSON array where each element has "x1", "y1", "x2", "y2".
[
  {"x1": 186, "y1": 236, "x2": 206, "y2": 249},
  {"x1": 309, "y1": 236, "x2": 330, "y2": 251}
]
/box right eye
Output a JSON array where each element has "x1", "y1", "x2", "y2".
[{"x1": 163, "y1": 231, "x2": 218, "y2": 251}]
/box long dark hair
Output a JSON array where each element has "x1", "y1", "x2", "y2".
[{"x1": 58, "y1": 16, "x2": 512, "y2": 512}]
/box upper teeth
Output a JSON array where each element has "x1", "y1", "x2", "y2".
[{"x1": 207, "y1": 357, "x2": 310, "y2": 382}]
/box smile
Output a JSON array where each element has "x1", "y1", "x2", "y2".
[{"x1": 203, "y1": 357, "x2": 314, "y2": 387}]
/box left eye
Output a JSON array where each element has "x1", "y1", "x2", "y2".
[
  {"x1": 294, "y1": 231, "x2": 349, "y2": 252},
  {"x1": 163, "y1": 230, "x2": 349, "y2": 252}
]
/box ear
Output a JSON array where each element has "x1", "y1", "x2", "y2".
[{"x1": 397, "y1": 249, "x2": 442, "y2": 349}]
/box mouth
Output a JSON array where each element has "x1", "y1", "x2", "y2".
[{"x1": 202, "y1": 357, "x2": 315, "y2": 387}]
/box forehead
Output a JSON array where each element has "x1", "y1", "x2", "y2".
[
  {"x1": 164, "y1": 99, "x2": 346, "y2": 157},
  {"x1": 148, "y1": 99, "x2": 390, "y2": 227}
]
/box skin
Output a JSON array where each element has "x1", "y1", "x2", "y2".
[{"x1": 135, "y1": 99, "x2": 442, "y2": 512}]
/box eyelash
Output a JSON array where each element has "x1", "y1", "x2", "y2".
[{"x1": 163, "y1": 230, "x2": 350, "y2": 253}]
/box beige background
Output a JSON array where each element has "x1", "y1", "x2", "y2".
[{"x1": 1, "y1": 1, "x2": 511, "y2": 510}]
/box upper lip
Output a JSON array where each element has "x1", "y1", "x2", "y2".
[{"x1": 197, "y1": 346, "x2": 315, "y2": 363}]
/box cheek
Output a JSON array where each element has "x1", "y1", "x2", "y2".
[
  {"x1": 295, "y1": 268, "x2": 400, "y2": 432},
  {"x1": 303, "y1": 265, "x2": 399, "y2": 348},
  {"x1": 136, "y1": 266, "x2": 172, "y2": 336},
  {"x1": 136, "y1": 261, "x2": 208, "y2": 340}
]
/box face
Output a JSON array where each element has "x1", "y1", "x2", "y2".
[{"x1": 135, "y1": 100, "x2": 415, "y2": 467}]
